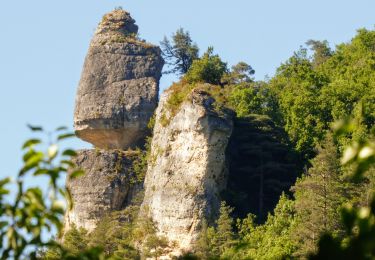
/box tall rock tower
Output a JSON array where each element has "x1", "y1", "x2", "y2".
[
  {"x1": 65, "y1": 9, "x2": 164, "y2": 232},
  {"x1": 141, "y1": 88, "x2": 233, "y2": 256},
  {"x1": 74, "y1": 9, "x2": 164, "y2": 149}
]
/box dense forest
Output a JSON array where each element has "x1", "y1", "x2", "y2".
[{"x1": 1, "y1": 21, "x2": 375, "y2": 259}]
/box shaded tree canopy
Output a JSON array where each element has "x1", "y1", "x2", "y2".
[
  {"x1": 306, "y1": 39, "x2": 333, "y2": 67},
  {"x1": 223, "y1": 61, "x2": 255, "y2": 84}
]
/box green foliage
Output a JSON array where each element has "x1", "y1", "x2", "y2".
[
  {"x1": 225, "y1": 122, "x2": 373, "y2": 259},
  {"x1": 131, "y1": 136, "x2": 152, "y2": 184},
  {"x1": 310, "y1": 116, "x2": 375, "y2": 259},
  {"x1": 44, "y1": 225, "x2": 93, "y2": 259},
  {"x1": 131, "y1": 149, "x2": 147, "y2": 184},
  {"x1": 50, "y1": 205, "x2": 145, "y2": 259},
  {"x1": 194, "y1": 220, "x2": 212, "y2": 259},
  {"x1": 147, "y1": 113, "x2": 156, "y2": 130},
  {"x1": 133, "y1": 215, "x2": 169, "y2": 259},
  {"x1": 185, "y1": 47, "x2": 228, "y2": 85},
  {"x1": 227, "y1": 118, "x2": 374, "y2": 259},
  {"x1": 222, "y1": 62, "x2": 255, "y2": 84},
  {"x1": 158, "y1": 80, "x2": 195, "y2": 127},
  {"x1": 0, "y1": 125, "x2": 104, "y2": 259},
  {"x1": 143, "y1": 233, "x2": 169, "y2": 259},
  {"x1": 47, "y1": 199, "x2": 158, "y2": 259},
  {"x1": 228, "y1": 84, "x2": 261, "y2": 117},
  {"x1": 160, "y1": 80, "x2": 236, "y2": 128},
  {"x1": 88, "y1": 207, "x2": 141, "y2": 259},
  {"x1": 161, "y1": 28, "x2": 199, "y2": 74},
  {"x1": 225, "y1": 116, "x2": 301, "y2": 221},
  {"x1": 228, "y1": 82, "x2": 272, "y2": 117},
  {"x1": 211, "y1": 202, "x2": 236, "y2": 256},
  {"x1": 266, "y1": 29, "x2": 375, "y2": 158},
  {"x1": 63, "y1": 225, "x2": 89, "y2": 255},
  {"x1": 195, "y1": 202, "x2": 236, "y2": 259},
  {"x1": 291, "y1": 134, "x2": 347, "y2": 257},
  {"x1": 166, "y1": 81, "x2": 195, "y2": 116},
  {"x1": 229, "y1": 82, "x2": 282, "y2": 125},
  {"x1": 311, "y1": 203, "x2": 375, "y2": 260},
  {"x1": 267, "y1": 47, "x2": 329, "y2": 158},
  {"x1": 306, "y1": 39, "x2": 333, "y2": 67},
  {"x1": 225, "y1": 194, "x2": 296, "y2": 260}
]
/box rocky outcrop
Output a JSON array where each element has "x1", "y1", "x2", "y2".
[
  {"x1": 65, "y1": 149, "x2": 141, "y2": 232},
  {"x1": 141, "y1": 88, "x2": 233, "y2": 255},
  {"x1": 74, "y1": 9, "x2": 164, "y2": 149},
  {"x1": 67, "y1": 9, "x2": 236, "y2": 258}
]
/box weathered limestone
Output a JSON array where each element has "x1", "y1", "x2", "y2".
[
  {"x1": 141, "y1": 88, "x2": 233, "y2": 255},
  {"x1": 64, "y1": 149, "x2": 141, "y2": 232},
  {"x1": 74, "y1": 9, "x2": 164, "y2": 149},
  {"x1": 67, "y1": 9, "x2": 235, "y2": 258}
]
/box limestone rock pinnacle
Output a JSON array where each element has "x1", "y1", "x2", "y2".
[
  {"x1": 74, "y1": 9, "x2": 164, "y2": 149},
  {"x1": 141, "y1": 88, "x2": 234, "y2": 256}
]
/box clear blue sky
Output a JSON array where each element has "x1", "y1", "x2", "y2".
[{"x1": 1, "y1": 0, "x2": 375, "y2": 179}]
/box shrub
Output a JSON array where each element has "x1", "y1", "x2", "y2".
[{"x1": 185, "y1": 47, "x2": 227, "y2": 85}]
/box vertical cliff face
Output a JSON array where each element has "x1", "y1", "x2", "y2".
[
  {"x1": 74, "y1": 9, "x2": 164, "y2": 149},
  {"x1": 141, "y1": 88, "x2": 233, "y2": 255},
  {"x1": 65, "y1": 149, "x2": 141, "y2": 232}
]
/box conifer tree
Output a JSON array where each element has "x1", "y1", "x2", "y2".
[
  {"x1": 214, "y1": 202, "x2": 236, "y2": 254},
  {"x1": 291, "y1": 134, "x2": 346, "y2": 257},
  {"x1": 194, "y1": 220, "x2": 212, "y2": 259},
  {"x1": 160, "y1": 28, "x2": 199, "y2": 75},
  {"x1": 200, "y1": 202, "x2": 236, "y2": 258}
]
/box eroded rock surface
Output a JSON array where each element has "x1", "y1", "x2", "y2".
[
  {"x1": 141, "y1": 88, "x2": 233, "y2": 256},
  {"x1": 74, "y1": 9, "x2": 164, "y2": 149},
  {"x1": 64, "y1": 149, "x2": 141, "y2": 232}
]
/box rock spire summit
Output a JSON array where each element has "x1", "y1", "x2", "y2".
[{"x1": 74, "y1": 9, "x2": 164, "y2": 149}]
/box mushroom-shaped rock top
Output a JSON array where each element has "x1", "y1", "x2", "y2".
[{"x1": 74, "y1": 9, "x2": 164, "y2": 149}]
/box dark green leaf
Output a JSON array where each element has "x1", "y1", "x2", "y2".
[
  {"x1": 69, "y1": 169, "x2": 85, "y2": 179},
  {"x1": 66, "y1": 187, "x2": 74, "y2": 211},
  {"x1": 55, "y1": 126, "x2": 68, "y2": 131},
  {"x1": 22, "y1": 139, "x2": 41, "y2": 150},
  {"x1": 61, "y1": 160, "x2": 75, "y2": 167},
  {"x1": 0, "y1": 221, "x2": 8, "y2": 229},
  {"x1": 33, "y1": 168, "x2": 49, "y2": 176},
  {"x1": 62, "y1": 149, "x2": 77, "y2": 157},
  {"x1": 19, "y1": 152, "x2": 44, "y2": 176},
  {"x1": 27, "y1": 124, "x2": 43, "y2": 132},
  {"x1": 57, "y1": 133, "x2": 75, "y2": 141},
  {"x1": 0, "y1": 177, "x2": 11, "y2": 187},
  {"x1": 0, "y1": 188, "x2": 10, "y2": 195},
  {"x1": 22, "y1": 149, "x2": 36, "y2": 162}
]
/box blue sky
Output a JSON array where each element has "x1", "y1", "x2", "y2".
[{"x1": 1, "y1": 0, "x2": 375, "y2": 179}]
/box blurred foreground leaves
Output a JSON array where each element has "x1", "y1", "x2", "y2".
[{"x1": 0, "y1": 125, "x2": 104, "y2": 259}]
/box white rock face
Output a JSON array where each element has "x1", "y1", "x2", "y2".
[{"x1": 141, "y1": 88, "x2": 233, "y2": 256}]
